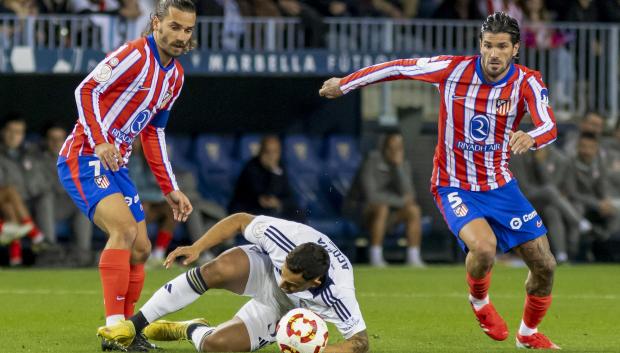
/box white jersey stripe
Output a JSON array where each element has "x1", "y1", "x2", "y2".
[
  {"x1": 463, "y1": 74, "x2": 481, "y2": 190},
  {"x1": 444, "y1": 60, "x2": 470, "y2": 188},
  {"x1": 156, "y1": 128, "x2": 179, "y2": 191}
]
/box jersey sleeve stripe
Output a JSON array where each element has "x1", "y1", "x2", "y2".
[
  {"x1": 326, "y1": 286, "x2": 352, "y2": 317},
  {"x1": 268, "y1": 226, "x2": 297, "y2": 249},
  {"x1": 340, "y1": 59, "x2": 451, "y2": 94},
  {"x1": 156, "y1": 128, "x2": 178, "y2": 191},
  {"x1": 264, "y1": 231, "x2": 293, "y2": 253},
  {"x1": 265, "y1": 228, "x2": 294, "y2": 251}
]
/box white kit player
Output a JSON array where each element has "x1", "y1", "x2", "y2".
[{"x1": 97, "y1": 213, "x2": 370, "y2": 353}]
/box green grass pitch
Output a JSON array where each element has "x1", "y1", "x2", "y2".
[{"x1": 1, "y1": 265, "x2": 619, "y2": 352}]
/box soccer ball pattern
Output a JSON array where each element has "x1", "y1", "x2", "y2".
[{"x1": 276, "y1": 308, "x2": 329, "y2": 353}]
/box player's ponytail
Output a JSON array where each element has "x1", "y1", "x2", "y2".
[{"x1": 141, "y1": 0, "x2": 198, "y2": 53}]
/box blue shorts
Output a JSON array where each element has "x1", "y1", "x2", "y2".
[
  {"x1": 57, "y1": 155, "x2": 145, "y2": 222},
  {"x1": 433, "y1": 180, "x2": 547, "y2": 253}
]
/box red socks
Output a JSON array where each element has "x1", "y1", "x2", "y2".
[
  {"x1": 9, "y1": 240, "x2": 22, "y2": 265},
  {"x1": 154, "y1": 230, "x2": 173, "y2": 251},
  {"x1": 99, "y1": 249, "x2": 131, "y2": 320},
  {"x1": 467, "y1": 271, "x2": 491, "y2": 300},
  {"x1": 125, "y1": 264, "x2": 145, "y2": 318},
  {"x1": 523, "y1": 294, "x2": 552, "y2": 329},
  {"x1": 21, "y1": 217, "x2": 43, "y2": 243}
]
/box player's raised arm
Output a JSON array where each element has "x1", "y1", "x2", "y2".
[
  {"x1": 164, "y1": 213, "x2": 255, "y2": 268},
  {"x1": 324, "y1": 331, "x2": 369, "y2": 353},
  {"x1": 320, "y1": 56, "x2": 453, "y2": 98}
]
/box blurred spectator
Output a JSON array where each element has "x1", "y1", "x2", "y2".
[
  {"x1": 602, "y1": 122, "x2": 620, "y2": 222},
  {"x1": 237, "y1": 0, "x2": 325, "y2": 47},
  {"x1": 563, "y1": 111, "x2": 605, "y2": 157},
  {"x1": 345, "y1": 132, "x2": 425, "y2": 267},
  {"x1": 0, "y1": 186, "x2": 37, "y2": 266},
  {"x1": 68, "y1": 0, "x2": 120, "y2": 14},
  {"x1": 566, "y1": 132, "x2": 619, "y2": 261},
  {"x1": 0, "y1": 116, "x2": 53, "y2": 249},
  {"x1": 479, "y1": 0, "x2": 523, "y2": 24},
  {"x1": 432, "y1": 0, "x2": 482, "y2": 20},
  {"x1": 311, "y1": 0, "x2": 356, "y2": 17},
  {"x1": 40, "y1": 124, "x2": 93, "y2": 266},
  {"x1": 518, "y1": 0, "x2": 568, "y2": 48},
  {"x1": 2, "y1": 0, "x2": 38, "y2": 16},
  {"x1": 228, "y1": 135, "x2": 300, "y2": 220},
  {"x1": 599, "y1": 0, "x2": 620, "y2": 22},
  {"x1": 563, "y1": 0, "x2": 600, "y2": 22},
  {"x1": 36, "y1": 0, "x2": 69, "y2": 13},
  {"x1": 511, "y1": 146, "x2": 590, "y2": 263}
]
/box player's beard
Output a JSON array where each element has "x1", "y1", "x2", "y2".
[{"x1": 158, "y1": 28, "x2": 187, "y2": 58}]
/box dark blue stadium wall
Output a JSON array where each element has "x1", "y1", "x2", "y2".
[{"x1": 0, "y1": 75, "x2": 361, "y2": 136}]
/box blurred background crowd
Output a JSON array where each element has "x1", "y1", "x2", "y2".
[{"x1": 1, "y1": 0, "x2": 620, "y2": 267}]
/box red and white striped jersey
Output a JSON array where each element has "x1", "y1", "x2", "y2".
[
  {"x1": 60, "y1": 35, "x2": 184, "y2": 195},
  {"x1": 340, "y1": 55, "x2": 557, "y2": 192}
]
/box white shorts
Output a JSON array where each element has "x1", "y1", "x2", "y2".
[{"x1": 235, "y1": 245, "x2": 295, "y2": 351}]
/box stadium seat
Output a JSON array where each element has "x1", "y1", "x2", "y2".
[
  {"x1": 237, "y1": 134, "x2": 262, "y2": 163},
  {"x1": 283, "y1": 135, "x2": 323, "y2": 173},
  {"x1": 325, "y1": 135, "x2": 361, "y2": 173},
  {"x1": 193, "y1": 134, "x2": 238, "y2": 207},
  {"x1": 165, "y1": 134, "x2": 196, "y2": 173}
]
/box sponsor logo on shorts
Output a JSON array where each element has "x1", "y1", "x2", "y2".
[
  {"x1": 510, "y1": 210, "x2": 539, "y2": 230},
  {"x1": 124, "y1": 196, "x2": 133, "y2": 206},
  {"x1": 94, "y1": 175, "x2": 110, "y2": 189},
  {"x1": 510, "y1": 217, "x2": 523, "y2": 230}
]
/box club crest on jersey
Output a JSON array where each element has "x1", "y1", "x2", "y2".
[
  {"x1": 496, "y1": 99, "x2": 512, "y2": 116},
  {"x1": 93, "y1": 63, "x2": 113, "y2": 83},
  {"x1": 453, "y1": 204, "x2": 469, "y2": 218},
  {"x1": 160, "y1": 88, "x2": 173, "y2": 108},
  {"x1": 94, "y1": 175, "x2": 110, "y2": 189}
]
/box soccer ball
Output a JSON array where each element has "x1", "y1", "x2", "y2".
[{"x1": 276, "y1": 308, "x2": 329, "y2": 353}]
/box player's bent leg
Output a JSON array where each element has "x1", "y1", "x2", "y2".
[
  {"x1": 199, "y1": 317, "x2": 252, "y2": 352},
  {"x1": 124, "y1": 221, "x2": 150, "y2": 319},
  {"x1": 513, "y1": 235, "x2": 560, "y2": 349},
  {"x1": 94, "y1": 193, "x2": 140, "y2": 326},
  {"x1": 459, "y1": 218, "x2": 508, "y2": 341},
  {"x1": 199, "y1": 247, "x2": 251, "y2": 294}
]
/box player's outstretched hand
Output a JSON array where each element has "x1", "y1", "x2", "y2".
[
  {"x1": 319, "y1": 77, "x2": 344, "y2": 99},
  {"x1": 164, "y1": 245, "x2": 200, "y2": 268},
  {"x1": 165, "y1": 190, "x2": 193, "y2": 222},
  {"x1": 509, "y1": 130, "x2": 535, "y2": 155},
  {"x1": 95, "y1": 143, "x2": 123, "y2": 172}
]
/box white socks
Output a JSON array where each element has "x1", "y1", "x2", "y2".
[
  {"x1": 106, "y1": 314, "x2": 124, "y2": 326},
  {"x1": 151, "y1": 247, "x2": 166, "y2": 260},
  {"x1": 469, "y1": 294, "x2": 490, "y2": 311},
  {"x1": 191, "y1": 326, "x2": 215, "y2": 352},
  {"x1": 140, "y1": 268, "x2": 207, "y2": 323},
  {"x1": 519, "y1": 319, "x2": 538, "y2": 336},
  {"x1": 370, "y1": 246, "x2": 386, "y2": 266}
]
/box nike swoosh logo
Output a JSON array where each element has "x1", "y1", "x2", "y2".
[
  {"x1": 116, "y1": 296, "x2": 125, "y2": 301},
  {"x1": 452, "y1": 95, "x2": 467, "y2": 100},
  {"x1": 138, "y1": 86, "x2": 150, "y2": 91}
]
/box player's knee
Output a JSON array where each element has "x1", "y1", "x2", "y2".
[
  {"x1": 538, "y1": 256, "x2": 557, "y2": 278},
  {"x1": 109, "y1": 221, "x2": 139, "y2": 246},
  {"x1": 200, "y1": 260, "x2": 225, "y2": 289},
  {"x1": 132, "y1": 241, "x2": 151, "y2": 263},
  {"x1": 470, "y1": 243, "x2": 496, "y2": 265}
]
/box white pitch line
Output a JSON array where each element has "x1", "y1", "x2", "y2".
[{"x1": 0, "y1": 289, "x2": 617, "y2": 300}]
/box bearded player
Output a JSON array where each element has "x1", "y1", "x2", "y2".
[
  {"x1": 57, "y1": 0, "x2": 195, "y2": 348},
  {"x1": 321, "y1": 12, "x2": 559, "y2": 350}
]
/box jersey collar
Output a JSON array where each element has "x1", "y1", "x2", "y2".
[
  {"x1": 475, "y1": 56, "x2": 514, "y2": 86},
  {"x1": 147, "y1": 34, "x2": 175, "y2": 72},
  {"x1": 308, "y1": 275, "x2": 334, "y2": 297}
]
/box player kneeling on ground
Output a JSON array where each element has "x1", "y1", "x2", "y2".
[{"x1": 97, "y1": 213, "x2": 369, "y2": 353}]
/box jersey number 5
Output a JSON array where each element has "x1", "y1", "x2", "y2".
[{"x1": 447, "y1": 192, "x2": 462, "y2": 209}]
